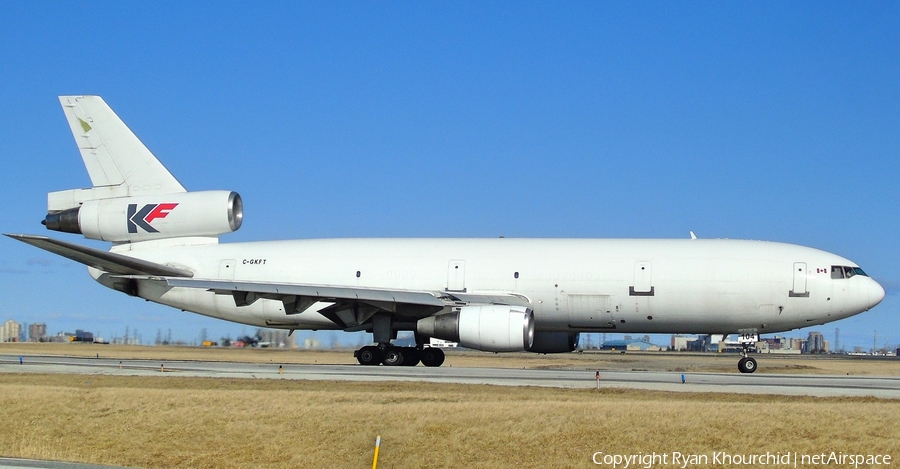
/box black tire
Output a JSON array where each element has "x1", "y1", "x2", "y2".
[
  {"x1": 420, "y1": 347, "x2": 445, "y2": 367},
  {"x1": 744, "y1": 357, "x2": 757, "y2": 373},
  {"x1": 738, "y1": 357, "x2": 757, "y2": 374},
  {"x1": 401, "y1": 348, "x2": 421, "y2": 366},
  {"x1": 356, "y1": 346, "x2": 382, "y2": 366},
  {"x1": 382, "y1": 348, "x2": 404, "y2": 366}
]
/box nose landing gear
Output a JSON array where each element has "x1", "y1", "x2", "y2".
[
  {"x1": 736, "y1": 332, "x2": 759, "y2": 373},
  {"x1": 738, "y1": 356, "x2": 757, "y2": 373}
]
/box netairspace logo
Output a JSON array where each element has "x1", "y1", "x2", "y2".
[{"x1": 591, "y1": 451, "x2": 892, "y2": 468}]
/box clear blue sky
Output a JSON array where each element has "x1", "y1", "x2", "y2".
[{"x1": 1, "y1": 2, "x2": 897, "y2": 350}]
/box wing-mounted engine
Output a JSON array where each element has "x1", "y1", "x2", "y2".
[
  {"x1": 43, "y1": 190, "x2": 242, "y2": 242},
  {"x1": 416, "y1": 305, "x2": 535, "y2": 352}
]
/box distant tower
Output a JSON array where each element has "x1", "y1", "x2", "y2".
[{"x1": 834, "y1": 328, "x2": 840, "y2": 353}]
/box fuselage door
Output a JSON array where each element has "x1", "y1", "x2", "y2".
[
  {"x1": 631, "y1": 261, "x2": 654, "y2": 296},
  {"x1": 790, "y1": 262, "x2": 809, "y2": 297},
  {"x1": 447, "y1": 260, "x2": 466, "y2": 292},
  {"x1": 215, "y1": 259, "x2": 237, "y2": 314},
  {"x1": 219, "y1": 259, "x2": 236, "y2": 280}
]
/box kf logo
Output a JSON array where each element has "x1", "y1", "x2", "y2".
[{"x1": 127, "y1": 203, "x2": 178, "y2": 233}]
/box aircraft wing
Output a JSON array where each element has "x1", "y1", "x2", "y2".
[
  {"x1": 160, "y1": 278, "x2": 531, "y2": 330},
  {"x1": 164, "y1": 277, "x2": 445, "y2": 309},
  {"x1": 5, "y1": 234, "x2": 193, "y2": 277}
]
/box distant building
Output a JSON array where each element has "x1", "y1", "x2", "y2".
[
  {"x1": 757, "y1": 336, "x2": 802, "y2": 354},
  {"x1": 29, "y1": 323, "x2": 47, "y2": 342},
  {"x1": 671, "y1": 335, "x2": 691, "y2": 351},
  {"x1": 73, "y1": 329, "x2": 94, "y2": 342},
  {"x1": 806, "y1": 332, "x2": 826, "y2": 354},
  {"x1": 43, "y1": 333, "x2": 69, "y2": 343},
  {"x1": 1, "y1": 320, "x2": 21, "y2": 342},
  {"x1": 600, "y1": 339, "x2": 661, "y2": 352},
  {"x1": 670, "y1": 335, "x2": 719, "y2": 352}
]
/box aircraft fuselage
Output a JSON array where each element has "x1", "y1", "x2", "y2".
[{"x1": 95, "y1": 237, "x2": 884, "y2": 335}]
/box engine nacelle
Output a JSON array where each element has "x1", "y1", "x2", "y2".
[
  {"x1": 44, "y1": 190, "x2": 242, "y2": 243},
  {"x1": 529, "y1": 332, "x2": 579, "y2": 353},
  {"x1": 417, "y1": 305, "x2": 534, "y2": 352}
]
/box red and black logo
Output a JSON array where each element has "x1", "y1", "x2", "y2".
[{"x1": 127, "y1": 203, "x2": 178, "y2": 233}]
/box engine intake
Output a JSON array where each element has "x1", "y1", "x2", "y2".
[
  {"x1": 417, "y1": 305, "x2": 534, "y2": 352},
  {"x1": 44, "y1": 190, "x2": 242, "y2": 243}
]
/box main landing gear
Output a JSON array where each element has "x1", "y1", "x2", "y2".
[{"x1": 354, "y1": 345, "x2": 445, "y2": 367}]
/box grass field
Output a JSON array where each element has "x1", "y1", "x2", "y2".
[
  {"x1": 1, "y1": 373, "x2": 898, "y2": 468},
  {"x1": 2, "y1": 344, "x2": 899, "y2": 468}
]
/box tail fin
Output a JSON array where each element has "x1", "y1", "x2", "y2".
[{"x1": 51, "y1": 96, "x2": 186, "y2": 211}]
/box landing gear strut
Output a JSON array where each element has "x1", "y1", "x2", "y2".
[
  {"x1": 354, "y1": 345, "x2": 445, "y2": 367},
  {"x1": 735, "y1": 332, "x2": 759, "y2": 374},
  {"x1": 737, "y1": 342, "x2": 757, "y2": 374}
]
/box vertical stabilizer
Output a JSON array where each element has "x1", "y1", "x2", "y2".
[{"x1": 58, "y1": 96, "x2": 186, "y2": 195}]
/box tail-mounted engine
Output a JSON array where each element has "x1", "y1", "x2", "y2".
[{"x1": 43, "y1": 190, "x2": 242, "y2": 243}]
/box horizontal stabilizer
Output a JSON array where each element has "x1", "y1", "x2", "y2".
[{"x1": 4, "y1": 234, "x2": 193, "y2": 277}]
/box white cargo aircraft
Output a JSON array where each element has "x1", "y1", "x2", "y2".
[{"x1": 7, "y1": 96, "x2": 885, "y2": 373}]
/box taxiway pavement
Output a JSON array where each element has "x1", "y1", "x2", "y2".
[{"x1": 3, "y1": 353, "x2": 900, "y2": 398}]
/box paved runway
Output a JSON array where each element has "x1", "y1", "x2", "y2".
[{"x1": 3, "y1": 353, "x2": 900, "y2": 398}]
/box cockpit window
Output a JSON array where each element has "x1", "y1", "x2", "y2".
[{"x1": 832, "y1": 265, "x2": 868, "y2": 279}]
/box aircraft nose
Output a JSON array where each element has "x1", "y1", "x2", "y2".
[{"x1": 868, "y1": 279, "x2": 886, "y2": 310}]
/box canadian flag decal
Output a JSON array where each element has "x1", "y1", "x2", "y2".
[{"x1": 127, "y1": 203, "x2": 179, "y2": 233}]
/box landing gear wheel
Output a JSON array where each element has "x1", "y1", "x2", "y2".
[
  {"x1": 738, "y1": 357, "x2": 757, "y2": 374},
  {"x1": 401, "y1": 348, "x2": 421, "y2": 366},
  {"x1": 382, "y1": 348, "x2": 405, "y2": 366},
  {"x1": 420, "y1": 347, "x2": 445, "y2": 367},
  {"x1": 356, "y1": 346, "x2": 382, "y2": 366}
]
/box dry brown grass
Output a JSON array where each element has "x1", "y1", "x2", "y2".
[
  {"x1": 0, "y1": 373, "x2": 898, "y2": 468},
  {"x1": 4, "y1": 342, "x2": 900, "y2": 376}
]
